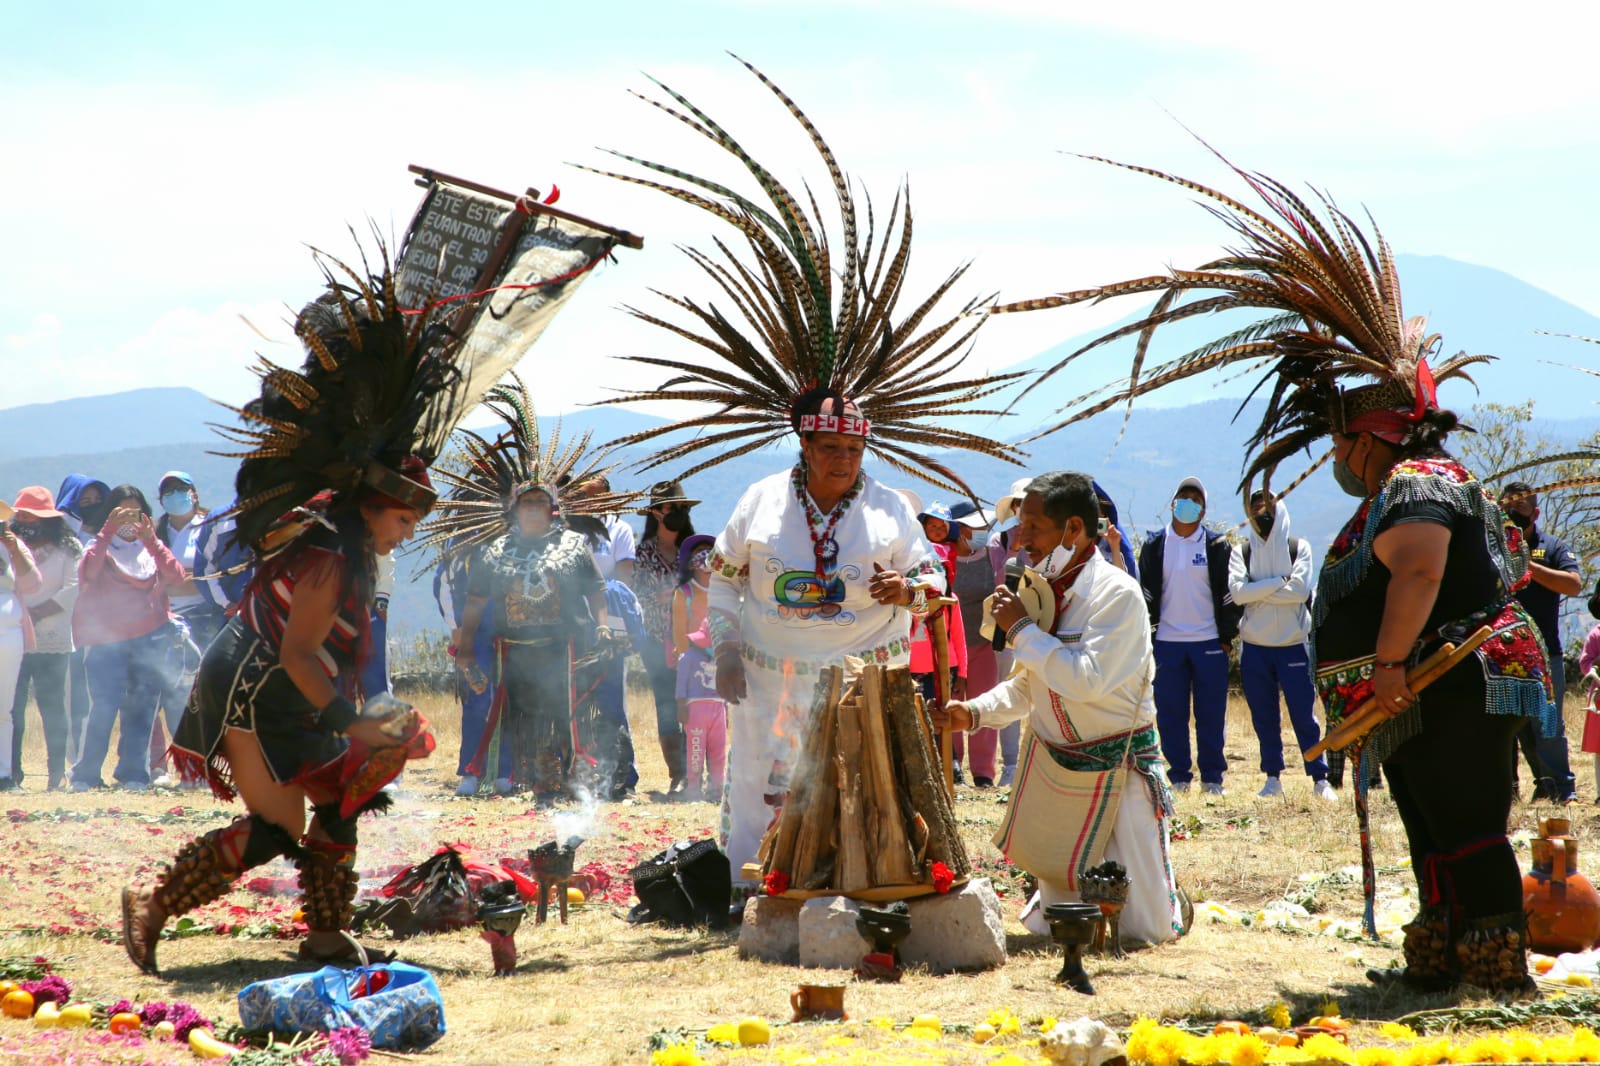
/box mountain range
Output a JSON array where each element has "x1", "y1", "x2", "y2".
[{"x1": 5, "y1": 254, "x2": 1598, "y2": 639}]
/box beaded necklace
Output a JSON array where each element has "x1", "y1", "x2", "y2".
[{"x1": 790, "y1": 463, "x2": 864, "y2": 582}]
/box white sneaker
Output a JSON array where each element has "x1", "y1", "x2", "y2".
[
  {"x1": 1201, "y1": 781, "x2": 1225, "y2": 796},
  {"x1": 1170, "y1": 780, "x2": 1192, "y2": 794},
  {"x1": 455, "y1": 774, "x2": 481, "y2": 797},
  {"x1": 1314, "y1": 779, "x2": 1339, "y2": 802},
  {"x1": 493, "y1": 777, "x2": 516, "y2": 795},
  {"x1": 1257, "y1": 777, "x2": 1283, "y2": 798},
  {"x1": 151, "y1": 773, "x2": 178, "y2": 790}
]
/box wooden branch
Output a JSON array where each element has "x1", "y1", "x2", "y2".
[
  {"x1": 407, "y1": 164, "x2": 646, "y2": 248},
  {"x1": 834, "y1": 696, "x2": 871, "y2": 892},
  {"x1": 861, "y1": 667, "x2": 918, "y2": 885},
  {"x1": 883, "y1": 666, "x2": 971, "y2": 877},
  {"x1": 763, "y1": 668, "x2": 839, "y2": 877},
  {"x1": 793, "y1": 682, "x2": 842, "y2": 889}
]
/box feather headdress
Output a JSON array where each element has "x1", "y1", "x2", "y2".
[
  {"x1": 213, "y1": 245, "x2": 467, "y2": 552},
  {"x1": 417, "y1": 371, "x2": 641, "y2": 561},
  {"x1": 990, "y1": 149, "x2": 1492, "y2": 497},
  {"x1": 576, "y1": 56, "x2": 1023, "y2": 498}
]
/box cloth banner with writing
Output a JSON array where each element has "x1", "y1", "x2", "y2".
[{"x1": 395, "y1": 180, "x2": 618, "y2": 401}]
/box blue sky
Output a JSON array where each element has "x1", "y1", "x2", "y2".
[{"x1": 5, "y1": 1, "x2": 1599, "y2": 413}]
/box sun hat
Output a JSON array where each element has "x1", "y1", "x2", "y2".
[
  {"x1": 636, "y1": 479, "x2": 701, "y2": 515},
  {"x1": 11, "y1": 486, "x2": 63, "y2": 519}
]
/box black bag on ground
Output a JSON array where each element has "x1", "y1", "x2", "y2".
[{"x1": 627, "y1": 838, "x2": 731, "y2": 929}]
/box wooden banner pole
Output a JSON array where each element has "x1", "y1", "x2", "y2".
[{"x1": 408, "y1": 164, "x2": 645, "y2": 248}]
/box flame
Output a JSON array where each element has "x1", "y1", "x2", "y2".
[{"x1": 774, "y1": 659, "x2": 797, "y2": 739}]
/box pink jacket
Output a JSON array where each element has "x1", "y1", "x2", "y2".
[
  {"x1": 74, "y1": 525, "x2": 186, "y2": 647},
  {"x1": 1581, "y1": 624, "x2": 1600, "y2": 680}
]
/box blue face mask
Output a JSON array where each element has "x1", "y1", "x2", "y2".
[
  {"x1": 161, "y1": 490, "x2": 192, "y2": 516},
  {"x1": 1172, "y1": 498, "x2": 1203, "y2": 524}
]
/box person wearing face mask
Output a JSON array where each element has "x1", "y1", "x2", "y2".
[
  {"x1": 986, "y1": 480, "x2": 1034, "y2": 787},
  {"x1": 948, "y1": 500, "x2": 1004, "y2": 786},
  {"x1": 909, "y1": 501, "x2": 974, "y2": 781},
  {"x1": 54, "y1": 474, "x2": 110, "y2": 763},
  {"x1": 68, "y1": 486, "x2": 187, "y2": 792},
  {"x1": 1227, "y1": 490, "x2": 1335, "y2": 801},
  {"x1": 1498, "y1": 482, "x2": 1583, "y2": 804},
  {"x1": 0, "y1": 505, "x2": 43, "y2": 793},
  {"x1": 1137, "y1": 476, "x2": 1242, "y2": 796},
  {"x1": 937, "y1": 471, "x2": 1181, "y2": 945},
  {"x1": 6, "y1": 488, "x2": 80, "y2": 791},
  {"x1": 672, "y1": 534, "x2": 724, "y2": 802},
  {"x1": 633, "y1": 480, "x2": 699, "y2": 795},
  {"x1": 149, "y1": 472, "x2": 212, "y2": 787}
]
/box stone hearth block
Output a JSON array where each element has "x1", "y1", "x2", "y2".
[
  {"x1": 738, "y1": 895, "x2": 803, "y2": 964},
  {"x1": 799, "y1": 895, "x2": 869, "y2": 970},
  {"x1": 900, "y1": 877, "x2": 1006, "y2": 972}
]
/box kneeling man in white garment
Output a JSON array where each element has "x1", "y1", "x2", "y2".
[{"x1": 937, "y1": 470, "x2": 1182, "y2": 945}]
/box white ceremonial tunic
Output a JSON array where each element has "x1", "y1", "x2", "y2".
[
  {"x1": 709, "y1": 469, "x2": 944, "y2": 878},
  {"x1": 966, "y1": 549, "x2": 1180, "y2": 944}
]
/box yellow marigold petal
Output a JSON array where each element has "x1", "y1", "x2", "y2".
[
  {"x1": 1379, "y1": 1023, "x2": 1419, "y2": 1042},
  {"x1": 1300, "y1": 1033, "x2": 1357, "y2": 1065}
]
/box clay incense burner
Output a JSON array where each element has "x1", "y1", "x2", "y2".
[
  {"x1": 529, "y1": 836, "x2": 584, "y2": 925},
  {"x1": 1079, "y1": 861, "x2": 1131, "y2": 958},
  {"x1": 477, "y1": 881, "x2": 528, "y2": 977},
  {"x1": 855, "y1": 902, "x2": 912, "y2": 981},
  {"x1": 1044, "y1": 902, "x2": 1103, "y2": 994}
]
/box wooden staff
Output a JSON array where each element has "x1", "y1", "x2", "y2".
[
  {"x1": 928, "y1": 597, "x2": 957, "y2": 799},
  {"x1": 1305, "y1": 626, "x2": 1494, "y2": 759}
]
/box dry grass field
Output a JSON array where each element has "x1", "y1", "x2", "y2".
[{"x1": 0, "y1": 676, "x2": 1595, "y2": 1065}]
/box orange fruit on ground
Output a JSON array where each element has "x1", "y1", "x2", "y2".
[
  {"x1": 2, "y1": 990, "x2": 35, "y2": 1019},
  {"x1": 0, "y1": 981, "x2": 15, "y2": 998},
  {"x1": 109, "y1": 1012, "x2": 142, "y2": 1035}
]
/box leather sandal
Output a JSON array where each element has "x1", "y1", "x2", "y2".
[{"x1": 121, "y1": 886, "x2": 161, "y2": 976}]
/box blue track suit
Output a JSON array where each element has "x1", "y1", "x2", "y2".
[
  {"x1": 1139, "y1": 516, "x2": 1241, "y2": 787},
  {"x1": 1240, "y1": 643, "x2": 1326, "y2": 778},
  {"x1": 1152, "y1": 639, "x2": 1231, "y2": 784},
  {"x1": 1227, "y1": 500, "x2": 1328, "y2": 781}
]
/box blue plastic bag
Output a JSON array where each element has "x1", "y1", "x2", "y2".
[{"x1": 237, "y1": 962, "x2": 446, "y2": 1050}]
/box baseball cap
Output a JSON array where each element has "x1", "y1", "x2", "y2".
[{"x1": 1174, "y1": 476, "x2": 1206, "y2": 504}]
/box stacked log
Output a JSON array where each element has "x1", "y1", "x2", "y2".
[{"x1": 759, "y1": 662, "x2": 971, "y2": 896}]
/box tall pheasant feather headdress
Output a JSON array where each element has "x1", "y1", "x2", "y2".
[
  {"x1": 577, "y1": 56, "x2": 1024, "y2": 498},
  {"x1": 417, "y1": 372, "x2": 642, "y2": 561},
  {"x1": 989, "y1": 148, "x2": 1491, "y2": 499},
  {"x1": 213, "y1": 245, "x2": 469, "y2": 552}
]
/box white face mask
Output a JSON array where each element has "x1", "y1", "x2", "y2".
[{"x1": 1034, "y1": 527, "x2": 1074, "y2": 580}]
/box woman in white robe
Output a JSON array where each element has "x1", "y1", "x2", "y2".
[{"x1": 708, "y1": 399, "x2": 945, "y2": 881}]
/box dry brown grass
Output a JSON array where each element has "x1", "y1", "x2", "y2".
[{"x1": 0, "y1": 684, "x2": 1592, "y2": 1064}]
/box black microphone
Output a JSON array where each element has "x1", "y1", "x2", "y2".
[{"x1": 992, "y1": 555, "x2": 1025, "y2": 651}]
